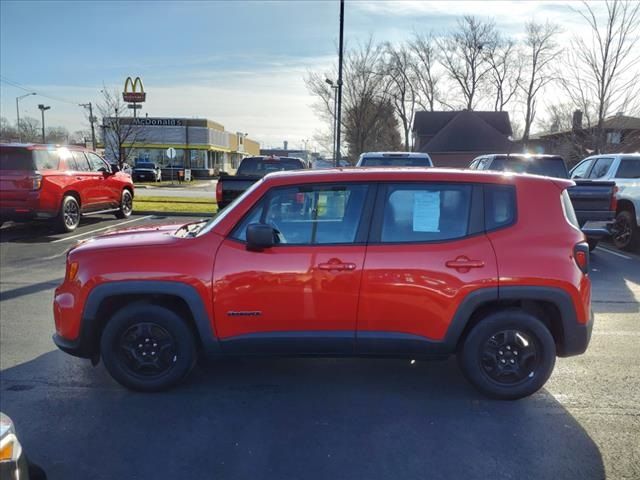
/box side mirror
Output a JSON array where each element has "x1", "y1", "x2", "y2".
[
  {"x1": 111, "y1": 164, "x2": 120, "y2": 174},
  {"x1": 246, "y1": 223, "x2": 276, "y2": 251}
]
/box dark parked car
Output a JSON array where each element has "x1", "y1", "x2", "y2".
[
  {"x1": 132, "y1": 162, "x2": 162, "y2": 182},
  {"x1": 0, "y1": 144, "x2": 134, "y2": 232},
  {"x1": 216, "y1": 155, "x2": 305, "y2": 208},
  {"x1": 356, "y1": 151, "x2": 433, "y2": 167}
]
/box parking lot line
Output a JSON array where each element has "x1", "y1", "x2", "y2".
[
  {"x1": 50, "y1": 216, "x2": 152, "y2": 243},
  {"x1": 596, "y1": 245, "x2": 632, "y2": 260}
]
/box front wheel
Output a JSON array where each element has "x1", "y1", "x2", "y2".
[
  {"x1": 115, "y1": 189, "x2": 133, "y2": 219},
  {"x1": 613, "y1": 210, "x2": 639, "y2": 251},
  {"x1": 458, "y1": 310, "x2": 556, "y2": 400},
  {"x1": 100, "y1": 304, "x2": 197, "y2": 392}
]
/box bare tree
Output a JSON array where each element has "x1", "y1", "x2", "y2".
[
  {"x1": 520, "y1": 21, "x2": 561, "y2": 144},
  {"x1": 561, "y1": 0, "x2": 640, "y2": 152},
  {"x1": 97, "y1": 87, "x2": 144, "y2": 167},
  {"x1": 408, "y1": 32, "x2": 442, "y2": 111},
  {"x1": 0, "y1": 117, "x2": 18, "y2": 142},
  {"x1": 384, "y1": 43, "x2": 418, "y2": 149},
  {"x1": 45, "y1": 126, "x2": 69, "y2": 144},
  {"x1": 486, "y1": 36, "x2": 522, "y2": 111},
  {"x1": 437, "y1": 16, "x2": 498, "y2": 110},
  {"x1": 537, "y1": 102, "x2": 579, "y2": 133},
  {"x1": 306, "y1": 38, "x2": 397, "y2": 162},
  {"x1": 18, "y1": 117, "x2": 42, "y2": 143}
]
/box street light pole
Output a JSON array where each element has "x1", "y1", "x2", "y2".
[
  {"x1": 79, "y1": 102, "x2": 97, "y2": 150},
  {"x1": 38, "y1": 104, "x2": 51, "y2": 144},
  {"x1": 325, "y1": 79, "x2": 338, "y2": 166},
  {"x1": 16, "y1": 92, "x2": 36, "y2": 142},
  {"x1": 336, "y1": 0, "x2": 345, "y2": 167}
]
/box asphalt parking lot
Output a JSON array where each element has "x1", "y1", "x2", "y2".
[{"x1": 0, "y1": 215, "x2": 638, "y2": 480}]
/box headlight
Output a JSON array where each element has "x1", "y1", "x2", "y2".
[{"x1": 0, "y1": 413, "x2": 22, "y2": 462}]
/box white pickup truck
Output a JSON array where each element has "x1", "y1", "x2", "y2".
[{"x1": 570, "y1": 154, "x2": 640, "y2": 251}]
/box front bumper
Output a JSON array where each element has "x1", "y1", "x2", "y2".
[
  {"x1": 0, "y1": 454, "x2": 30, "y2": 480},
  {"x1": 558, "y1": 309, "x2": 594, "y2": 357}
]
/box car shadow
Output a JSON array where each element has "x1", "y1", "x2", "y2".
[
  {"x1": 0, "y1": 219, "x2": 102, "y2": 244},
  {"x1": 1, "y1": 351, "x2": 605, "y2": 480},
  {"x1": 0, "y1": 279, "x2": 63, "y2": 301}
]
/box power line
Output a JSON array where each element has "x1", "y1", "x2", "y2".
[{"x1": 0, "y1": 75, "x2": 80, "y2": 105}]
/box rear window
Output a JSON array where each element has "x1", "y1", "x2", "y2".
[
  {"x1": 484, "y1": 184, "x2": 516, "y2": 230},
  {"x1": 0, "y1": 147, "x2": 59, "y2": 171},
  {"x1": 561, "y1": 190, "x2": 580, "y2": 229},
  {"x1": 616, "y1": 158, "x2": 640, "y2": 178},
  {"x1": 237, "y1": 157, "x2": 304, "y2": 176},
  {"x1": 490, "y1": 157, "x2": 569, "y2": 179},
  {"x1": 360, "y1": 156, "x2": 431, "y2": 167}
]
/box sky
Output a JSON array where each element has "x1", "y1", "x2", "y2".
[{"x1": 0, "y1": 0, "x2": 599, "y2": 150}]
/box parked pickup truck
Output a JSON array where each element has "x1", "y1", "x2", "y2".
[
  {"x1": 216, "y1": 156, "x2": 305, "y2": 208},
  {"x1": 570, "y1": 153, "x2": 640, "y2": 251},
  {"x1": 54, "y1": 168, "x2": 593, "y2": 400},
  {"x1": 469, "y1": 154, "x2": 617, "y2": 250}
]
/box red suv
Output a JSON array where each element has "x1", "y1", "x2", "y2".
[
  {"x1": 53, "y1": 168, "x2": 593, "y2": 399},
  {"x1": 0, "y1": 144, "x2": 134, "y2": 232}
]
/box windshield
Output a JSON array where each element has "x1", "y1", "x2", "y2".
[
  {"x1": 360, "y1": 156, "x2": 431, "y2": 167},
  {"x1": 135, "y1": 162, "x2": 156, "y2": 169},
  {"x1": 237, "y1": 157, "x2": 304, "y2": 176},
  {"x1": 490, "y1": 157, "x2": 569, "y2": 178}
]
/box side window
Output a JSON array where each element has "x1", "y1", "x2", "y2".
[
  {"x1": 570, "y1": 159, "x2": 593, "y2": 179},
  {"x1": 484, "y1": 184, "x2": 516, "y2": 231},
  {"x1": 71, "y1": 151, "x2": 90, "y2": 172},
  {"x1": 380, "y1": 183, "x2": 472, "y2": 243},
  {"x1": 588, "y1": 158, "x2": 614, "y2": 179},
  {"x1": 234, "y1": 184, "x2": 369, "y2": 245},
  {"x1": 469, "y1": 159, "x2": 480, "y2": 169},
  {"x1": 33, "y1": 150, "x2": 60, "y2": 170},
  {"x1": 86, "y1": 152, "x2": 109, "y2": 172},
  {"x1": 615, "y1": 159, "x2": 640, "y2": 179}
]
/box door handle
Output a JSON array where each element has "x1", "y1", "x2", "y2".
[
  {"x1": 318, "y1": 261, "x2": 356, "y2": 271},
  {"x1": 445, "y1": 256, "x2": 485, "y2": 270}
]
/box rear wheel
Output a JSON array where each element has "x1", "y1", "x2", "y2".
[
  {"x1": 613, "y1": 210, "x2": 639, "y2": 251},
  {"x1": 100, "y1": 303, "x2": 196, "y2": 392},
  {"x1": 55, "y1": 195, "x2": 81, "y2": 233},
  {"x1": 115, "y1": 189, "x2": 133, "y2": 219},
  {"x1": 458, "y1": 310, "x2": 556, "y2": 400}
]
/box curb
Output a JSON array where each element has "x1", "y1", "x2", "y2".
[{"x1": 134, "y1": 211, "x2": 216, "y2": 217}]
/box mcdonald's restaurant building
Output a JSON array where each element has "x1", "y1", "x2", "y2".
[{"x1": 102, "y1": 117, "x2": 260, "y2": 178}]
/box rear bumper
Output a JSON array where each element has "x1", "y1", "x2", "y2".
[
  {"x1": 0, "y1": 207, "x2": 55, "y2": 222},
  {"x1": 576, "y1": 210, "x2": 615, "y2": 225},
  {"x1": 558, "y1": 309, "x2": 594, "y2": 357}
]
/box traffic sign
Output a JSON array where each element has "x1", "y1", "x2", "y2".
[{"x1": 166, "y1": 147, "x2": 176, "y2": 159}]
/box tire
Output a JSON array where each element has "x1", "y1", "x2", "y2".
[
  {"x1": 100, "y1": 303, "x2": 196, "y2": 392},
  {"x1": 115, "y1": 189, "x2": 133, "y2": 219},
  {"x1": 587, "y1": 238, "x2": 599, "y2": 252},
  {"x1": 613, "y1": 210, "x2": 639, "y2": 251},
  {"x1": 458, "y1": 309, "x2": 556, "y2": 400},
  {"x1": 55, "y1": 195, "x2": 81, "y2": 233}
]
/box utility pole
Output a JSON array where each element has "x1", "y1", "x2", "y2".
[
  {"x1": 16, "y1": 92, "x2": 36, "y2": 142},
  {"x1": 38, "y1": 104, "x2": 51, "y2": 144},
  {"x1": 335, "y1": 0, "x2": 345, "y2": 167},
  {"x1": 79, "y1": 102, "x2": 97, "y2": 150},
  {"x1": 325, "y1": 79, "x2": 338, "y2": 166}
]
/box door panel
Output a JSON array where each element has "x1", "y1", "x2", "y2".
[
  {"x1": 357, "y1": 237, "x2": 498, "y2": 341},
  {"x1": 86, "y1": 152, "x2": 112, "y2": 207},
  {"x1": 356, "y1": 182, "x2": 498, "y2": 346},
  {"x1": 213, "y1": 240, "x2": 366, "y2": 340}
]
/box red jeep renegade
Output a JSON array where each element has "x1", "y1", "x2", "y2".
[
  {"x1": 53, "y1": 168, "x2": 593, "y2": 399},
  {"x1": 0, "y1": 144, "x2": 134, "y2": 232}
]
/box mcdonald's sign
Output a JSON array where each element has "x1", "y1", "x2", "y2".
[{"x1": 122, "y1": 76, "x2": 146, "y2": 103}]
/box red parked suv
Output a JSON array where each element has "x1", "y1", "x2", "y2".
[
  {"x1": 0, "y1": 144, "x2": 134, "y2": 232},
  {"x1": 53, "y1": 168, "x2": 593, "y2": 399}
]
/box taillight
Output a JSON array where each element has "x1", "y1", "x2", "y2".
[
  {"x1": 32, "y1": 174, "x2": 42, "y2": 190},
  {"x1": 573, "y1": 242, "x2": 590, "y2": 274},
  {"x1": 215, "y1": 180, "x2": 223, "y2": 204},
  {"x1": 610, "y1": 186, "x2": 618, "y2": 212}
]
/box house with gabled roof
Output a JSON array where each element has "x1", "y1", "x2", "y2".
[{"x1": 412, "y1": 111, "x2": 515, "y2": 168}]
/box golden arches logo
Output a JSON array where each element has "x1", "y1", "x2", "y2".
[{"x1": 122, "y1": 76, "x2": 146, "y2": 102}]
